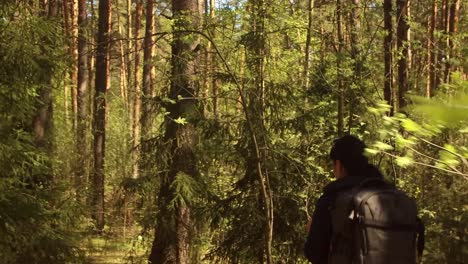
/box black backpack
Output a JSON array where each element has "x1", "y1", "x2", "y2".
[{"x1": 329, "y1": 178, "x2": 425, "y2": 264}]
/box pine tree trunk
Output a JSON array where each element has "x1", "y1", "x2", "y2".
[
  {"x1": 126, "y1": 0, "x2": 134, "y2": 144},
  {"x1": 426, "y1": 0, "x2": 437, "y2": 97},
  {"x1": 210, "y1": 0, "x2": 219, "y2": 119},
  {"x1": 71, "y1": 0, "x2": 78, "y2": 131},
  {"x1": 63, "y1": 0, "x2": 79, "y2": 130},
  {"x1": 336, "y1": 0, "x2": 344, "y2": 136},
  {"x1": 435, "y1": 0, "x2": 447, "y2": 89},
  {"x1": 33, "y1": 0, "x2": 60, "y2": 150},
  {"x1": 149, "y1": 0, "x2": 200, "y2": 262},
  {"x1": 446, "y1": 0, "x2": 461, "y2": 79},
  {"x1": 88, "y1": 0, "x2": 96, "y2": 123},
  {"x1": 76, "y1": 0, "x2": 88, "y2": 194},
  {"x1": 303, "y1": 0, "x2": 314, "y2": 90},
  {"x1": 245, "y1": 0, "x2": 273, "y2": 262},
  {"x1": 141, "y1": 0, "x2": 154, "y2": 168},
  {"x1": 93, "y1": 0, "x2": 111, "y2": 232},
  {"x1": 397, "y1": 0, "x2": 409, "y2": 110},
  {"x1": 132, "y1": 0, "x2": 143, "y2": 179},
  {"x1": 118, "y1": 16, "x2": 128, "y2": 108},
  {"x1": 383, "y1": 0, "x2": 393, "y2": 114},
  {"x1": 442, "y1": 0, "x2": 450, "y2": 82},
  {"x1": 407, "y1": 0, "x2": 412, "y2": 72},
  {"x1": 62, "y1": 0, "x2": 72, "y2": 127},
  {"x1": 347, "y1": 0, "x2": 360, "y2": 132}
]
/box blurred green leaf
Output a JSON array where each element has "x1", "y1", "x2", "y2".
[
  {"x1": 395, "y1": 156, "x2": 413, "y2": 168},
  {"x1": 174, "y1": 117, "x2": 188, "y2": 125}
]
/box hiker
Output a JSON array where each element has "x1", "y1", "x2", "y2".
[{"x1": 304, "y1": 135, "x2": 424, "y2": 264}]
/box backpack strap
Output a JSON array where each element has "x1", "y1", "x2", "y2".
[{"x1": 358, "y1": 217, "x2": 418, "y2": 231}]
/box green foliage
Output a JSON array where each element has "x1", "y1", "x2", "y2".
[
  {"x1": 0, "y1": 4, "x2": 83, "y2": 263},
  {"x1": 170, "y1": 172, "x2": 202, "y2": 208},
  {"x1": 365, "y1": 74, "x2": 467, "y2": 263},
  {"x1": 410, "y1": 73, "x2": 468, "y2": 127},
  {"x1": 367, "y1": 75, "x2": 468, "y2": 177}
]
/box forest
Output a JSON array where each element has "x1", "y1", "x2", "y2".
[{"x1": 0, "y1": 0, "x2": 466, "y2": 263}]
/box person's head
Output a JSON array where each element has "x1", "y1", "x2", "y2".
[{"x1": 329, "y1": 135, "x2": 381, "y2": 179}]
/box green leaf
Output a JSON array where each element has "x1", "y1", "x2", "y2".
[
  {"x1": 162, "y1": 97, "x2": 176, "y2": 104},
  {"x1": 365, "y1": 148, "x2": 379, "y2": 155},
  {"x1": 395, "y1": 135, "x2": 416, "y2": 150},
  {"x1": 372, "y1": 141, "x2": 394, "y2": 151},
  {"x1": 401, "y1": 119, "x2": 422, "y2": 133},
  {"x1": 438, "y1": 144, "x2": 460, "y2": 167},
  {"x1": 174, "y1": 117, "x2": 188, "y2": 125},
  {"x1": 395, "y1": 156, "x2": 413, "y2": 168}
]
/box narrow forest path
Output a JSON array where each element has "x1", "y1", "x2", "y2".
[{"x1": 82, "y1": 233, "x2": 147, "y2": 264}]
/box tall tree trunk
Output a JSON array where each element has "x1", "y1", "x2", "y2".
[
  {"x1": 141, "y1": 0, "x2": 154, "y2": 169},
  {"x1": 62, "y1": 0, "x2": 77, "y2": 128},
  {"x1": 336, "y1": 0, "x2": 344, "y2": 136},
  {"x1": 93, "y1": 0, "x2": 111, "y2": 232},
  {"x1": 426, "y1": 0, "x2": 437, "y2": 97},
  {"x1": 435, "y1": 0, "x2": 447, "y2": 89},
  {"x1": 88, "y1": 0, "x2": 96, "y2": 123},
  {"x1": 245, "y1": 0, "x2": 273, "y2": 262},
  {"x1": 209, "y1": 0, "x2": 219, "y2": 118},
  {"x1": 383, "y1": 0, "x2": 393, "y2": 114},
  {"x1": 303, "y1": 0, "x2": 314, "y2": 90},
  {"x1": 71, "y1": 0, "x2": 78, "y2": 131},
  {"x1": 446, "y1": 0, "x2": 461, "y2": 80},
  {"x1": 76, "y1": 0, "x2": 88, "y2": 194},
  {"x1": 132, "y1": 0, "x2": 143, "y2": 179},
  {"x1": 347, "y1": 0, "x2": 360, "y2": 132},
  {"x1": 126, "y1": 0, "x2": 134, "y2": 145},
  {"x1": 407, "y1": 0, "x2": 412, "y2": 72},
  {"x1": 63, "y1": 0, "x2": 78, "y2": 130},
  {"x1": 118, "y1": 14, "x2": 128, "y2": 108},
  {"x1": 397, "y1": 0, "x2": 409, "y2": 110},
  {"x1": 149, "y1": 0, "x2": 200, "y2": 262},
  {"x1": 34, "y1": 0, "x2": 60, "y2": 151},
  {"x1": 442, "y1": 0, "x2": 450, "y2": 82}
]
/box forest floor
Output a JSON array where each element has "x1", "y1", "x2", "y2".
[{"x1": 82, "y1": 229, "x2": 147, "y2": 264}]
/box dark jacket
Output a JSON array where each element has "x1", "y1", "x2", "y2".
[{"x1": 304, "y1": 176, "x2": 368, "y2": 264}]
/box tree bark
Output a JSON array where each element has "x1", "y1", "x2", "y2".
[
  {"x1": 126, "y1": 0, "x2": 134, "y2": 143},
  {"x1": 33, "y1": 0, "x2": 60, "y2": 151},
  {"x1": 118, "y1": 14, "x2": 128, "y2": 108},
  {"x1": 246, "y1": 0, "x2": 273, "y2": 262},
  {"x1": 446, "y1": 0, "x2": 461, "y2": 80},
  {"x1": 397, "y1": 0, "x2": 409, "y2": 110},
  {"x1": 303, "y1": 0, "x2": 314, "y2": 90},
  {"x1": 435, "y1": 0, "x2": 447, "y2": 89},
  {"x1": 63, "y1": 0, "x2": 78, "y2": 130},
  {"x1": 71, "y1": 0, "x2": 78, "y2": 131},
  {"x1": 442, "y1": 0, "x2": 450, "y2": 82},
  {"x1": 347, "y1": 0, "x2": 360, "y2": 132},
  {"x1": 93, "y1": 0, "x2": 111, "y2": 232},
  {"x1": 132, "y1": 0, "x2": 143, "y2": 179},
  {"x1": 337, "y1": 0, "x2": 344, "y2": 136},
  {"x1": 149, "y1": 0, "x2": 200, "y2": 262},
  {"x1": 383, "y1": 0, "x2": 393, "y2": 114},
  {"x1": 88, "y1": 0, "x2": 96, "y2": 121},
  {"x1": 426, "y1": 0, "x2": 437, "y2": 97},
  {"x1": 206, "y1": 0, "x2": 219, "y2": 118},
  {"x1": 62, "y1": 0, "x2": 76, "y2": 128},
  {"x1": 76, "y1": 0, "x2": 88, "y2": 194},
  {"x1": 141, "y1": 0, "x2": 154, "y2": 168}
]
